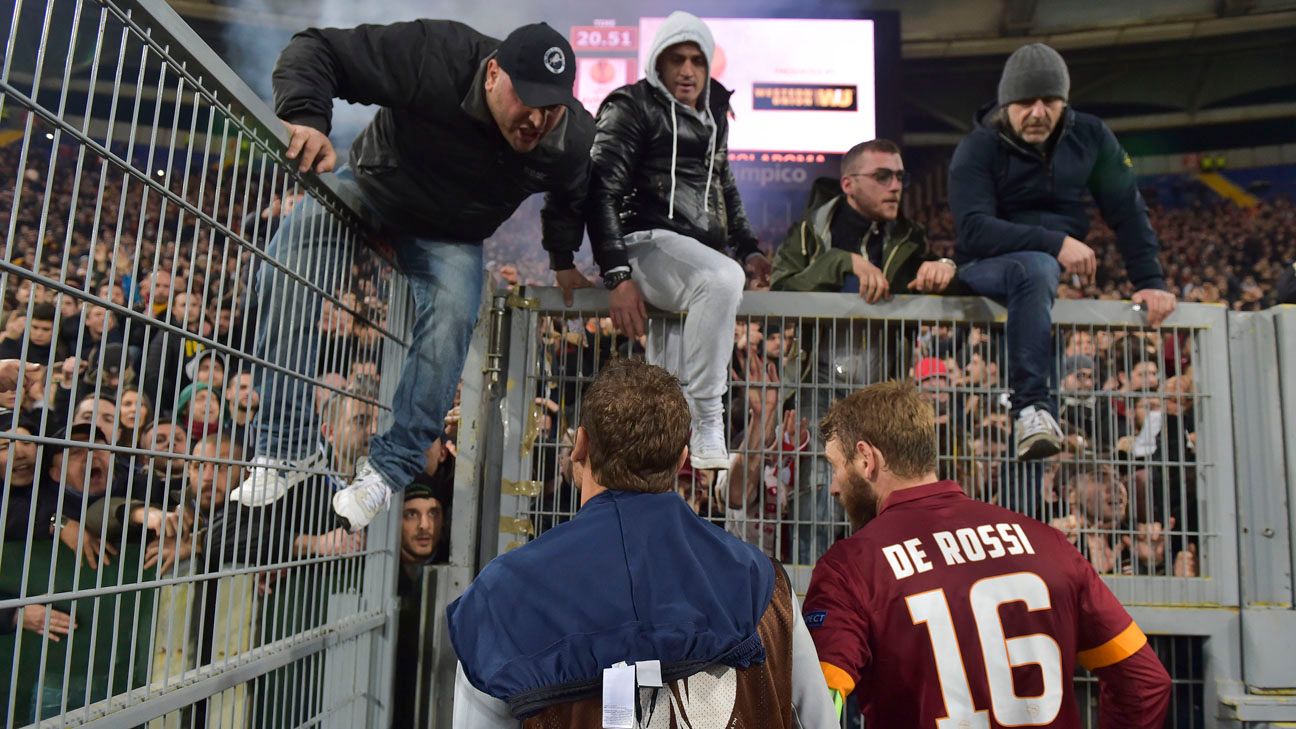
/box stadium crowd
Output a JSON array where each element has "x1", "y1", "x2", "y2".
[
  {"x1": 0, "y1": 125, "x2": 1292, "y2": 721},
  {"x1": 0, "y1": 134, "x2": 453, "y2": 724}
]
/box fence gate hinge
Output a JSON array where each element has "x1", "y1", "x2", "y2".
[
  {"x1": 506, "y1": 292, "x2": 540, "y2": 310},
  {"x1": 498, "y1": 516, "x2": 535, "y2": 537}
]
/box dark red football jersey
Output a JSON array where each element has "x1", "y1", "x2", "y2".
[{"x1": 804, "y1": 481, "x2": 1150, "y2": 728}]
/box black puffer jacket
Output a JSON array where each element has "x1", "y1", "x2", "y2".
[
  {"x1": 587, "y1": 78, "x2": 759, "y2": 273},
  {"x1": 272, "y1": 20, "x2": 593, "y2": 269}
]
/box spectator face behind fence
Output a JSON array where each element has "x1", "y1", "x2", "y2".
[
  {"x1": 15, "y1": 279, "x2": 33, "y2": 306},
  {"x1": 142, "y1": 422, "x2": 189, "y2": 478},
  {"x1": 97, "y1": 283, "x2": 126, "y2": 307},
  {"x1": 225, "y1": 372, "x2": 259, "y2": 419},
  {"x1": 187, "y1": 436, "x2": 244, "y2": 514},
  {"x1": 571, "y1": 359, "x2": 690, "y2": 498},
  {"x1": 281, "y1": 193, "x2": 303, "y2": 217},
  {"x1": 483, "y1": 60, "x2": 566, "y2": 154},
  {"x1": 190, "y1": 354, "x2": 225, "y2": 390},
  {"x1": 1069, "y1": 468, "x2": 1128, "y2": 530},
  {"x1": 28, "y1": 304, "x2": 55, "y2": 348},
  {"x1": 841, "y1": 145, "x2": 905, "y2": 222},
  {"x1": 657, "y1": 41, "x2": 707, "y2": 109},
  {"x1": 314, "y1": 373, "x2": 348, "y2": 414},
  {"x1": 320, "y1": 293, "x2": 357, "y2": 336},
  {"x1": 821, "y1": 381, "x2": 939, "y2": 531},
  {"x1": 118, "y1": 389, "x2": 150, "y2": 435},
  {"x1": 170, "y1": 291, "x2": 202, "y2": 329},
  {"x1": 185, "y1": 388, "x2": 223, "y2": 431},
  {"x1": 400, "y1": 493, "x2": 446, "y2": 567},
  {"x1": 1061, "y1": 356, "x2": 1096, "y2": 393},
  {"x1": 212, "y1": 306, "x2": 233, "y2": 339},
  {"x1": 142, "y1": 270, "x2": 172, "y2": 310},
  {"x1": 1064, "y1": 331, "x2": 1097, "y2": 358},
  {"x1": 0, "y1": 426, "x2": 38, "y2": 487},
  {"x1": 74, "y1": 397, "x2": 119, "y2": 441},
  {"x1": 763, "y1": 331, "x2": 784, "y2": 360},
  {"x1": 1124, "y1": 361, "x2": 1160, "y2": 392},
  {"x1": 913, "y1": 358, "x2": 952, "y2": 416},
  {"x1": 58, "y1": 295, "x2": 79, "y2": 321},
  {"x1": 1162, "y1": 375, "x2": 1194, "y2": 417},
  {"x1": 83, "y1": 305, "x2": 112, "y2": 339},
  {"x1": 3, "y1": 312, "x2": 26, "y2": 341},
  {"x1": 321, "y1": 394, "x2": 378, "y2": 477},
  {"x1": 49, "y1": 424, "x2": 112, "y2": 497}
]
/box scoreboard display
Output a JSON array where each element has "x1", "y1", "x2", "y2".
[{"x1": 572, "y1": 16, "x2": 881, "y2": 155}]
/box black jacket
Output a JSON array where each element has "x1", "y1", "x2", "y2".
[
  {"x1": 1277, "y1": 261, "x2": 1296, "y2": 304},
  {"x1": 588, "y1": 79, "x2": 759, "y2": 273},
  {"x1": 273, "y1": 20, "x2": 594, "y2": 269},
  {"x1": 139, "y1": 317, "x2": 205, "y2": 419},
  {"x1": 948, "y1": 104, "x2": 1165, "y2": 291}
]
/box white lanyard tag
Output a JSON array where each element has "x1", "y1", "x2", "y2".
[
  {"x1": 636, "y1": 659, "x2": 663, "y2": 688},
  {"x1": 602, "y1": 662, "x2": 636, "y2": 729}
]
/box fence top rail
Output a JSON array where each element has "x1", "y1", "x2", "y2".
[
  {"x1": 519, "y1": 287, "x2": 1231, "y2": 329},
  {"x1": 117, "y1": 0, "x2": 371, "y2": 229}
]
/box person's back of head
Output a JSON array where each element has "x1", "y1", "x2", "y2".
[
  {"x1": 821, "y1": 379, "x2": 938, "y2": 482},
  {"x1": 579, "y1": 358, "x2": 690, "y2": 494}
]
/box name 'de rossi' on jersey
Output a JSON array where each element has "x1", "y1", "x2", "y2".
[{"x1": 882, "y1": 522, "x2": 1036, "y2": 580}]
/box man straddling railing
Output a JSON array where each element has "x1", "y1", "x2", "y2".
[
  {"x1": 768, "y1": 138, "x2": 959, "y2": 563},
  {"x1": 587, "y1": 12, "x2": 773, "y2": 472},
  {"x1": 948, "y1": 43, "x2": 1177, "y2": 461},
  {"x1": 229, "y1": 21, "x2": 598, "y2": 531}
]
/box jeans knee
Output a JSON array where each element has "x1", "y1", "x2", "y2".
[{"x1": 1009, "y1": 253, "x2": 1061, "y2": 295}]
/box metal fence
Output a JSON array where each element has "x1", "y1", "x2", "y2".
[
  {"x1": 490, "y1": 290, "x2": 1232, "y2": 605},
  {"x1": 423, "y1": 286, "x2": 1295, "y2": 729},
  {"x1": 1, "y1": 0, "x2": 406, "y2": 726}
]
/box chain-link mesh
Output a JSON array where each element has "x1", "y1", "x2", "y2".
[{"x1": 0, "y1": 0, "x2": 405, "y2": 726}]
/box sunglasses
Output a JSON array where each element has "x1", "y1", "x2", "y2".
[{"x1": 845, "y1": 168, "x2": 908, "y2": 187}]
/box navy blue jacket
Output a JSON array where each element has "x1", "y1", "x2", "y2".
[
  {"x1": 949, "y1": 104, "x2": 1165, "y2": 291},
  {"x1": 446, "y1": 489, "x2": 774, "y2": 718}
]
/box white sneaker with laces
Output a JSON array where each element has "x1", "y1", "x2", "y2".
[
  {"x1": 332, "y1": 457, "x2": 394, "y2": 532},
  {"x1": 689, "y1": 416, "x2": 731, "y2": 471},
  {"x1": 1015, "y1": 405, "x2": 1063, "y2": 461},
  {"x1": 229, "y1": 450, "x2": 327, "y2": 506}
]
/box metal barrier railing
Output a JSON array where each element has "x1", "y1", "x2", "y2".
[
  {"x1": 1, "y1": 0, "x2": 405, "y2": 726},
  {"x1": 490, "y1": 289, "x2": 1236, "y2": 611},
  {"x1": 421, "y1": 287, "x2": 1243, "y2": 728}
]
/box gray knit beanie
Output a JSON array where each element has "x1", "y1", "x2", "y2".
[{"x1": 998, "y1": 43, "x2": 1070, "y2": 106}]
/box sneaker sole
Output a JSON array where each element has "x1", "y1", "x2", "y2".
[{"x1": 1017, "y1": 437, "x2": 1063, "y2": 461}]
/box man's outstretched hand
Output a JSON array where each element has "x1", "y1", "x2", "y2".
[{"x1": 283, "y1": 121, "x2": 336, "y2": 175}]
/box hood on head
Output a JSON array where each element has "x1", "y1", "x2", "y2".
[{"x1": 646, "y1": 11, "x2": 715, "y2": 112}]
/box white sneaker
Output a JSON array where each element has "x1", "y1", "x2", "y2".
[
  {"x1": 689, "y1": 417, "x2": 731, "y2": 471},
  {"x1": 229, "y1": 451, "x2": 326, "y2": 506},
  {"x1": 1015, "y1": 405, "x2": 1063, "y2": 461},
  {"x1": 332, "y1": 457, "x2": 394, "y2": 532}
]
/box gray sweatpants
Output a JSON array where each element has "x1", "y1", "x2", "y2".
[{"x1": 625, "y1": 229, "x2": 746, "y2": 418}]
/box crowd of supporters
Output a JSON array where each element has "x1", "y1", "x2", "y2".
[
  {"x1": 0, "y1": 135, "x2": 452, "y2": 724},
  {"x1": 1, "y1": 130, "x2": 1291, "y2": 721}
]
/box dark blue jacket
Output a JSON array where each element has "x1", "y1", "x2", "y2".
[
  {"x1": 948, "y1": 103, "x2": 1165, "y2": 291},
  {"x1": 446, "y1": 489, "x2": 774, "y2": 718}
]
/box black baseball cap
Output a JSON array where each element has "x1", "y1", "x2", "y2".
[{"x1": 495, "y1": 23, "x2": 579, "y2": 110}]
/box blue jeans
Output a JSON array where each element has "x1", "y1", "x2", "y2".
[
  {"x1": 254, "y1": 168, "x2": 483, "y2": 490},
  {"x1": 957, "y1": 251, "x2": 1060, "y2": 417}
]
